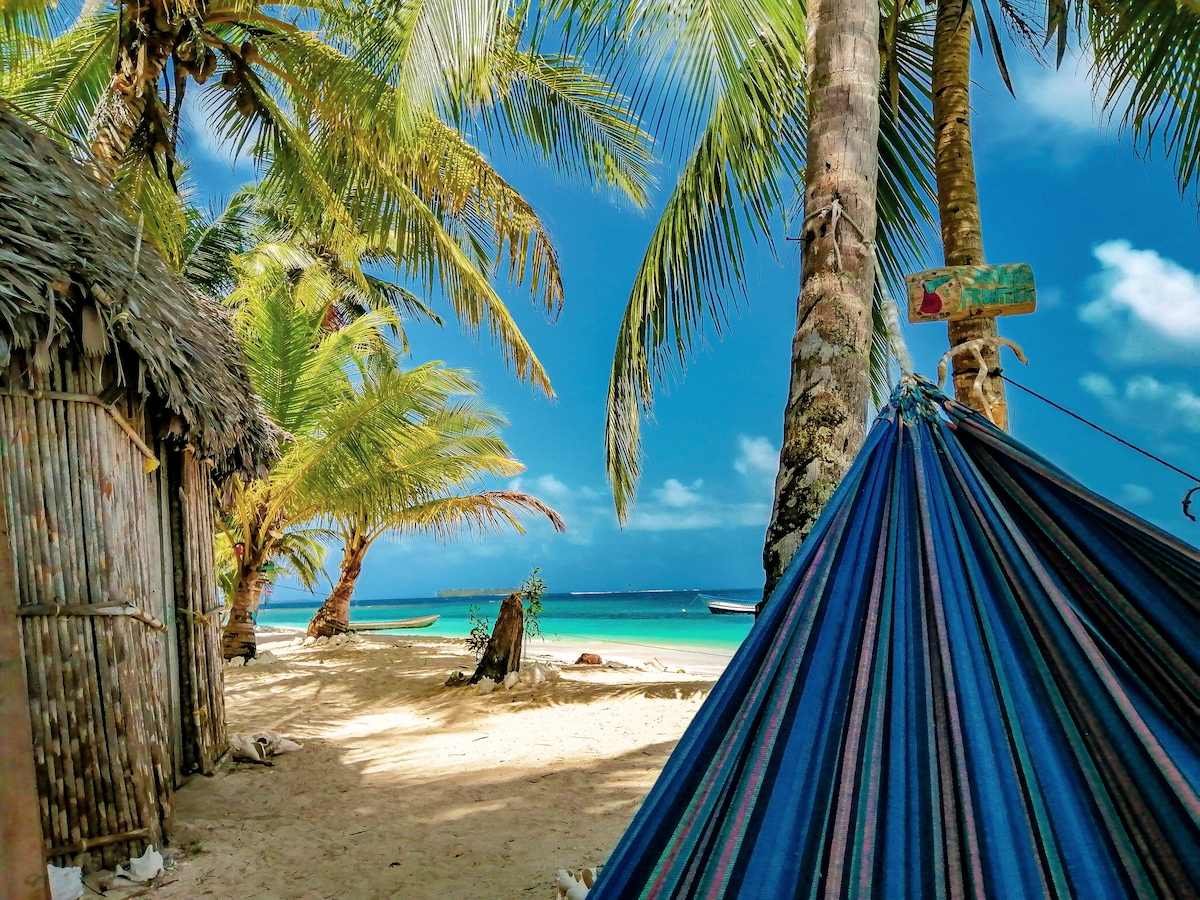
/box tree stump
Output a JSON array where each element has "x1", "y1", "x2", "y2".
[{"x1": 470, "y1": 593, "x2": 523, "y2": 684}]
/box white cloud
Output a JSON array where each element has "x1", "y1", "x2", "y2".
[
  {"x1": 179, "y1": 90, "x2": 256, "y2": 172},
  {"x1": 1078, "y1": 372, "x2": 1115, "y2": 398},
  {"x1": 1118, "y1": 483, "x2": 1154, "y2": 507},
  {"x1": 1019, "y1": 57, "x2": 1100, "y2": 132},
  {"x1": 507, "y1": 473, "x2": 608, "y2": 545},
  {"x1": 993, "y1": 51, "x2": 1114, "y2": 164},
  {"x1": 531, "y1": 474, "x2": 570, "y2": 498},
  {"x1": 1081, "y1": 241, "x2": 1200, "y2": 364},
  {"x1": 630, "y1": 478, "x2": 770, "y2": 531},
  {"x1": 733, "y1": 436, "x2": 779, "y2": 491},
  {"x1": 1081, "y1": 372, "x2": 1200, "y2": 433},
  {"x1": 653, "y1": 478, "x2": 704, "y2": 508}
]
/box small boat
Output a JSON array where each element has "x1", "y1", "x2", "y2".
[
  {"x1": 351, "y1": 615, "x2": 440, "y2": 632},
  {"x1": 700, "y1": 595, "x2": 757, "y2": 615}
]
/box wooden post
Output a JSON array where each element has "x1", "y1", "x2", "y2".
[{"x1": 0, "y1": 487, "x2": 50, "y2": 900}]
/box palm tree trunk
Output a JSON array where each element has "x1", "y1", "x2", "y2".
[
  {"x1": 761, "y1": 0, "x2": 880, "y2": 600},
  {"x1": 88, "y1": 0, "x2": 179, "y2": 180},
  {"x1": 222, "y1": 556, "x2": 264, "y2": 660},
  {"x1": 307, "y1": 531, "x2": 369, "y2": 638},
  {"x1": 470, "y1": 593, "x2": 524, "y2": 684},
  {"x1": 932, "y1": 0, "x2": 1009, "y2": 427}
]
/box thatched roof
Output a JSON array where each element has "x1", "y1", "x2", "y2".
[{"x1": 0, "y1": 106, "x2": 274, "y2": 475}]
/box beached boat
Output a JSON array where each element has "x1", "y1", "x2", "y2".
[
  {"x1": 700, "y1": 595, "x2": 757, "y2": 615},
  {"x1": 351, "y1": 615, "x2": 440, "y2": 631}
]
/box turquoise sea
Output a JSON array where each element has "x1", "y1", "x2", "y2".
[{"x1": 256, "y1": 588, "x2": 760, "y2": 659}]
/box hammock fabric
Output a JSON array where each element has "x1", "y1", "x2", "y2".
[{"x1": 590, "y1": 378, "x2": 1200, "y2": 900}]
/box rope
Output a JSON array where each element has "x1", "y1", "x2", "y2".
[
  {"x1": 799, "y1": 198, "x2": 875, "y2": 272},
  {"x1": 1001, "y1": 375, "x2": 1200, "y2": 521},
  {"x1": 937, "y1": 337, "x2": 1028, "y2": 426},
  {"x1": 882, "y1": 295, "x2": 914, "y2": 377}
]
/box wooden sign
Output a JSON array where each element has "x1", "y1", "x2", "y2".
[{"x1": 906, "y1": 263, "x2": 1036, "y2": 323}]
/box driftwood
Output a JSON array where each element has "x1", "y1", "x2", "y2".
[{"x1": 470, "y1": 593, "x2": 523, "y2": 684}]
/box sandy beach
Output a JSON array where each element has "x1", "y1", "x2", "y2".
[{"x1": 153, "y1": 631, "x2": 723, "y2": 899}]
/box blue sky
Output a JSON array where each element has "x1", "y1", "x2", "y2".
[{"x1": 188, "y1": 47, "x2": 1200, "y2": 600}]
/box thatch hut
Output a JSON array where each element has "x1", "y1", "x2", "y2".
[{"x1": 0, "y1": 105, "x2": 274, "y2": 892}]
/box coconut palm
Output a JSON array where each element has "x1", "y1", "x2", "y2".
[
  {"x1": 217, "y1": 244, "x2": 555, "y2": 658},
  {"x1": 306, "y1": 396, "x2": 566, "y2": 636},
  {"x1": 918, "y1": 0, "x2": 1200, "y2": 425},
  {"x1": 1, "y1": 0, "x2": 651, "y2": 392},
  {"x1": 545, "y1": 0, "x2": 935, "y2": 594}
]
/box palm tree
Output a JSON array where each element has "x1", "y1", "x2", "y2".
[
  {"x1": 305, "y1": 358, "x2": 564, "y2": 637},
  {"x1": 310, "y1": 489, "x2": 564, "y2": 637},
  {"x1": 2, "y1": 0, "x2": 652, "y2": 392},
  {"x1": 925, "y1": 0, "x2": 1200, "y2": 426},
  {"x1": 547, "y1": 0, "x2": 935, "y2": 595},
  {"x1": 217, "y1": 244, "x2": 555, "y2": 658}
]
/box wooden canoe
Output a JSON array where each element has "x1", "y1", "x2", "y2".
[{"x1": 350, "y1": 615, "x2": 440, "y2": 632}]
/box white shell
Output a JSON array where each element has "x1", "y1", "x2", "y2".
[
  {"x1": 554, "y1": 869, "x2": 589, "y2": 900},
  {"x1": 476, "y1": 677, "x2": 497, "y2": 694},
  {"x1": 47, "y1": 865, "x2": 84, "y2": 900},
  {"x1": 129, "y1": 845, "x2": 165, "y2": 882},
  {"x1": 503, "y1": 671, "x2": 521, "y2": 690}
]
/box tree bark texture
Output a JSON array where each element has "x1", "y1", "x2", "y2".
[
  {"x1": 307, "y1": 530, "x2": 369, "y2": 638},
  {"x1": 932, "y1": 0, "x2": 1009, "y2": 428},
  {"x1": 87, "y1": 0, "x2": 180, "y2": 180},
  {"x1": 221, "y1": 555, "x2": 264, "y2": 660},
  {"x1": 470, "y1": 593, "x2": 523, "y2": 684},
  {"x1": 761, "y1": 0, "x2": 880, "y2": 601}
]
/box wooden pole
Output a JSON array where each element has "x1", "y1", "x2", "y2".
[{"x1": 0, "y1": 480, "x2": 50, "y2": 900}]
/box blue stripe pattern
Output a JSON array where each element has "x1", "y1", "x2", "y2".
[{"x1": 589, "y1": 378, "x2": 1200, "y2": 900}]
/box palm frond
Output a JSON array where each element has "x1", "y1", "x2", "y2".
[
  {"x1": 603, "y1": 0, "x2": 935, "y2": 522},
  {"x1": 1085, "y1": 0, "x2": 1200, "y2": 203},
  {"x1": 471, "y1": 43, "x2": 654, "y2": 207},
  {"x1": 182, "y1": 187, "x2": 263, "y2": 292},
  {"x1": 368, "y1": 490, "x2": 565, "y2": 541},
  {"x1": 1, "y1": 9, "x2": 118, "y2": 140}
]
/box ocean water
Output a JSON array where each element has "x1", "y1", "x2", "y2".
[{"x1": 256, "y1": 588, "x2": 761, "y2": 658}]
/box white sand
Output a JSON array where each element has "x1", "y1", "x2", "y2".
[{"x1": 155, "y1": 632, "x2": 721, "y2": 900}]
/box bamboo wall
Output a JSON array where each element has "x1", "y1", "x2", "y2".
[
  {"x1": 0, "y1": 349, "x2": 226, "y2": 869},
  {"x1": 171, "y1": 449, "x2": 227, "y2": 775}
]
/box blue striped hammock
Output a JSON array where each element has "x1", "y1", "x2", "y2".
[{"x1": 590, "y1": 377, "x2": 1200, "y2": 899}]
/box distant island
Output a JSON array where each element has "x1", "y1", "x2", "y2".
[{"x1": 436, "y1": 588, "x2": 519, "y2": 598}]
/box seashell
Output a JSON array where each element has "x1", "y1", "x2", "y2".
[
  {"x1": 476, "y1": 677, "x2": 497, "y2": 695},
  {"x1": 503, "y1": 671, "x2": 521, "y2": 690},
  {"x1": 554, "y1": 869, "x2": 589, "y2": 900},
  {"x1": 129, "y1": 845, "x2": 164, "y2": 882},
  {"x1": 47, "y1": 864, "x2": 84, "y2": 900}
]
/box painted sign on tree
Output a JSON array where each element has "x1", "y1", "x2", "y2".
[{"x1": 906, "y1": 263, "x2": 1036, "y2": 323}]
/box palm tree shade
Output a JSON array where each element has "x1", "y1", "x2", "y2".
[{"x1": 589, "y1": 378, "x2": 1200, "y2": 899}]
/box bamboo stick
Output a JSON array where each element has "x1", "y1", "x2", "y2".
[
  {"x1": 32, "y1": 386, "x2": 67, "y2": 607},
  {"x1": 41, "y1": 364, "x2": 85, "y2": 855},
  {"x1": 44, "y1": 827, "x2": 150, "y2": 858},
  {"x1": 66, "y1": 365, "x2": 106, "y2": 837},
  {"x1": 0, "y1": 389, "x2": 158, "y2": 468},
  {"x1": 81, "y1": 399, "x2": 135, "y2": 848},
  {"x1": 35, "y1": 616, "x2": 66, "y2": 853},
  {"x1": 5, "y1": 392, "x2": 39, "y2": 607},
  {"x1": 15, "y1": 604, "x2": 167, "y2": 632},
  {"x1": 48, "y1": 617, "x2": 82, "y2": 851},
  {"x1": 61, "y1": 367, "x2": 120, "y2": 865},
  {"x1": 90, "y1": 609, "x2": 134, "y2": 855}
]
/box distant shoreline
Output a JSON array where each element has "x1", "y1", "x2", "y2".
[
  {"x1": 435, "y1": 587, "x2": 519, "y2": 597},
  {"x1": 256, "y1": 627, "x2": 736, "y2": 676}
]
